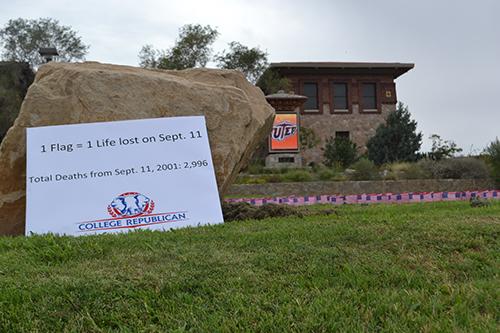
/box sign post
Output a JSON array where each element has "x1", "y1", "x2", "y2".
[
  {"x1": 269, "y1": 113, "x2": 299, "y2": 152},
  {"x1": 264, "y1": 91, "x2": 307, "y2": 168},
  {"x1": 26, "y1": 116, "x2": 224, "y2": 236}
]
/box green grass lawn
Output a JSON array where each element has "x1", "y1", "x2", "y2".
[{"x1": 1, "y1": 201, "x2": 499, "y2": 332}]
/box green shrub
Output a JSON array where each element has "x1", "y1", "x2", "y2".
[
  {"x1": 403, "y1": 163, "x2": 431, "y2": 179},
  {"x1": 259, "y1": 168, "x2": 290, "y2": 175},
  {"x1": 470, "y1": 196, "x2": 491, "y2": 208},
  {"x1": 246, "y1": 163, "x2": 265, "y2": 175},
  {"x1": 484, "y1": 138, "x2": 500, "y2": 186},
  {"x1": 383, "y1": 162, "x2": 431, "y2": 180},
  {"x1": 259, "y1": 168, "x2": 278, "y2": 175},
  {"x1": 383, "y1": 162, "x2": 408, "y2": 180},
  {"x1": 419, "y1": 157, "x2": 490, "y2": 179},
  {"x1": 282, "y1": 170, "x2": 313, "y2": 182},
  {"x1": 417, "y1": 160, "x2": 439, "y2": 179},
  {"x1": 366, "y1": 102, "x2": 422, "y2": 165},
  {"x1": 318, "y1": 168, "x2": 336, "y2": 181},
  {"x1": 349, "y1": 158, "x2": 380, "y2": 181},
  {"x1": 308, "y1": 161, "x2": 320, "y2": 173},
  {"x1": 323, "y1": 136, "x2": 358, "y2": 168},
  {"x1": 264, "y1": 174, "x2": 284, "y2": 183},
  {"x1": 383, "y1": 172, "x2": 398, "y2": 181},
  {"x1": 235, "y1": 175, "x2": 267, "y2": 184},
  {"x1": 279, "y1": 167, "x2": 291, "y2": 174},
  {"x1": 332, "y1": 173, "x2": 348, "y2": 181}
]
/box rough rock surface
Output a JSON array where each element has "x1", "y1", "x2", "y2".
[{"x1": 0, "y1": 62, "x2": 274, "y2": 235}]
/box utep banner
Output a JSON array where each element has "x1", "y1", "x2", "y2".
[
  {"x1": 226, "y1": 190, "x2": 499, "y2": 206},
  {"x1": 269, "y1": 114, "x2": 299, "y2": 152},
  {"x1": 26, "y1": 116, "x2": 224, "y2": 236}
]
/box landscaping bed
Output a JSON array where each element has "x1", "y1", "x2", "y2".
[
  {"x1": 227, "y1": 179, "x2": 496, "y2": 198},
  {"x1": 237, "y1": 157, "x2": 493, "y2": 184}
]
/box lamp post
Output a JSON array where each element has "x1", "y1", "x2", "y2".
[{"x1": 38, "y1": 47, "x2": 59, "y2": 63}]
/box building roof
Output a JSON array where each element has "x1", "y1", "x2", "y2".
[{"x1": 270, "y1": 61, "x2": 414, "y2": 79}]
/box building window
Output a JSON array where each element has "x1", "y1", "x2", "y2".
[
  {"x1": 335, "y1": 131, "x2": 350, "y2": 140},
  {"x1": 332, "y1": 83, "x2": 348, "y2": 111},
  {"x1": 362, "y1": 83, "x2": 377, "y2": 110},
  {"x1": 303, "y1": 82, "x2": 318, "y2": 111}
]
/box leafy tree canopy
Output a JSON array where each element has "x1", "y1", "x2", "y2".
[
  {"x1": 139, "y1": 24, "x2": 270, "y2": 85},
  {"x1": 256, "y1": 67, "x2": 291, "y2": 95},
  {"x1": 139, "y1": 24, "x2": 218, "y2": 70},
  {"x1": 367, "y1": 102, "x2": 422, "y2": 165},
  {"x1": 484, "y1": 137, "x2": 500, "y2": 161},
  {"x1": 215, "y1": 41, "x2": 268, "y2": 84},
  {"x1": 138, "y1": 44, "x2": 163, "y2": 69},
  {"x1": 484, "y1": 137, "x2": 500, "y2": 185},
  {"x1": 0, "y1": 18, "x2": 89, "y2": 69},
  {"x1": 428, "y1": 134, "x2": 463, "y2": 160}
]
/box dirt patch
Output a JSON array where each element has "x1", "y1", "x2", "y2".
[{"x1": 222, "y1": 202, "x2": 336, "y2": 222}]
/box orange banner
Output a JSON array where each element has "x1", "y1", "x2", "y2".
[{"x1": 269, "y1": 114, "x2": 299, "y2": 152}]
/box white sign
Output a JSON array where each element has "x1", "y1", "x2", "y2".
[{"x1": 26, "y1": 116, "x2": 224, "y2": 236}]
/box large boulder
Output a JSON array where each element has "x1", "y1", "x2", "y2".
[
  {"x1": 0, "y1": 62, "x2": 274, "y2": 235},
  {"x1": 0, "y1": 62, "x2": 35, "y2": 142}
]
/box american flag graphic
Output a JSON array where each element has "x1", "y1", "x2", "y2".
[{"x1": 225, "y1": 190, "x2": 499, "y2": 207}]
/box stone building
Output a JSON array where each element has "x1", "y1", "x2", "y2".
[{"x1": 268, "y1": 62, "x2": 413, "y2": 166}]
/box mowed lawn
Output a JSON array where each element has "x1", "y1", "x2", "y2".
[{"x1": 0, "y1": 201, "x2": 499, "y2": 332}]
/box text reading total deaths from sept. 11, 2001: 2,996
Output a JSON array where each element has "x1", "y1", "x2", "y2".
[{"x1": 27, "y1": 160, "x2": 210, "y2": 184}]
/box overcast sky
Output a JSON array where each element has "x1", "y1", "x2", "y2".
[{"x1": 1, "y1": 0, "x2": 499, "y2": 152}]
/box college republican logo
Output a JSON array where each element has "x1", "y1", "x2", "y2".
[
  {"x1": 107, "y1": 192, "x2": 155, "y2": 218},
  {"x1": 272, "y1": 121, "x2": 297, "y2": 141}
]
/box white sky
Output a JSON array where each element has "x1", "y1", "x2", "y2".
[{"x1": 1, "y1": 0, "x2": 499, "y2": 152}]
